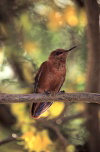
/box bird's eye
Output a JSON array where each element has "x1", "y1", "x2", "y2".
[{"x1": 55, "y1": 51, "x2": 63, "y2": 56}]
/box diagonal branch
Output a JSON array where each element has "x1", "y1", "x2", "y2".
[
  {"x1": 40, "y1": 122, "x2": 68, "y2": 147},
  {"x1": 0, "y1": 134, "x2": 22, "y2": 146},
  {"x1": 0, "y1": 92, "x2": 100, "y2": 104}
]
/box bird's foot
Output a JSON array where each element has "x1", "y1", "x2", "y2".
[
  {"x1": 44, "y1": 91, "x2": 56, "y2": 96},
  {"x1": 59, "y1": 90, "x2": 65, "y2": 94},
  {"x1": 44, "y1": 90, "x2": 51, "y2": 95}
]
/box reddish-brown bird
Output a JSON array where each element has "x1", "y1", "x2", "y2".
[{"x1": 31, "y1": 46, "x2": 77, "y2": 118}]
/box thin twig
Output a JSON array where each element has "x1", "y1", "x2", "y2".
[
  {"x1": 0, "y1": 134, "x2": 21, "y2": 146},
  {"x1": 60, "y1": 112, "x2": 86, "y2": 125},
  {"x1": 35, "y1": 121, "x2": 68, "y2": 147}
]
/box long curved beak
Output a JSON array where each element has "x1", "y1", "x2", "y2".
[{"x1": 65, "y1": 46, "x2": 77, "y2": 52}]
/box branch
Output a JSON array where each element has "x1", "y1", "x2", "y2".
[
  {"x1": 60, "y1": 112, "x2": 85, "y2": 125},
  {"x1": 41, "y1": 122, "x2": 68, "y2": 147},
  {"x1": 0, "y1": 92, "x2": 100, "y2": 104}
]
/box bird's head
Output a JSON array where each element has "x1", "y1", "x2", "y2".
[{"x1": 48, "y1": 46, "x2": 77, "y2": 63}]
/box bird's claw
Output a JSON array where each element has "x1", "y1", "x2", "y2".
[
  {"x1": 44, "y1": 90, "x2": 51, "y2": 95},
  {"x1": 44, "y1": 91, "x2": 56, "y2": 96},
  {"x1": 59, "y1": 90, "x2": 65, "y2": 94}
]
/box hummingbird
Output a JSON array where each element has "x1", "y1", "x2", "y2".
[{"x1": 31, "y1": 46, "x2": 77, "y2": 118}]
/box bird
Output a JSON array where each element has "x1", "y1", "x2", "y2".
[{"x1": 31, "y1": 46, "x2": 77, "y2": 118}]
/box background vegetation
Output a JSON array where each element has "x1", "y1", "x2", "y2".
[{"x1": 0, "y1": 0, "x2": 99, "y2": 152}]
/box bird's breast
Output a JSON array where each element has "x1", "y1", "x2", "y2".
[
  {"x1": 47, "y1": 65, "x2": 66, "y2": 92},
  {"x1": 36, "y1": 62, "x2": 66, "y2": 93}
]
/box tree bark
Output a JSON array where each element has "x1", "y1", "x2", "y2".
[{"x1": 84, "y1": 0, "x2": 100, "y2": 152}]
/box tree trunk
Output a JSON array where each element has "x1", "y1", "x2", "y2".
[{"x1": 84, "y1": 0, "x2": 100, "y2": 152}]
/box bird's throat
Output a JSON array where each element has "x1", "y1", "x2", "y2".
[{"x1": 53, "y1": 60, "x2": 66, "y2": 69}]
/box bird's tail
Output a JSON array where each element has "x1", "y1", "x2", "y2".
[{"x1": 31, "y1": 102, "x2": 53, "y2": 119}]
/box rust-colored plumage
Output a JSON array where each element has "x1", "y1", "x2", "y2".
[{"x1": 31, "y1": 46, "x2": 77, "y2": 118}]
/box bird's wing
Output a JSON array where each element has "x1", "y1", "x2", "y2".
[
  {"x1": 34, "y1": 61, "x2": 47, "y2": 93},
  {"x1": 31, "y1": 61, "x2": 52, "y2": 118},
  {"x1": 58, "y1": 76, "x2": 66, "y2": 91}
]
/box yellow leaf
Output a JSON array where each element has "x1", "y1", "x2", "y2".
[
  {"x1": 20, "y1": 14, "x2": 32, "y2": 31},
  {"x1": 23, "y1": 41, "x2": 38, "y2": 53},
  {"x1": 22, "y1": 130, "x2": 52, "y2": 152},
  {"x1": 79, "y1": 10, "x2": 87, "y2": 26},
  {"x1": 64, "y1": 6, "x2": 78, "y2": 26},
  {"x1": 66, "y1": 144, "x2": 75, "y2": 152},
  {"x1": 76, "y1": 74, "x2": 85, "y2": 84},
  {"x1": 47, "y1": 10, "x2": 65, "y2": 30},
  {"x1": 74, "y1": 103, "x2": 86, "y2": 112}
]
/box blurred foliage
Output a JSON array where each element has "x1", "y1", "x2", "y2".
[
  {"x1": 41, "y1": 102, "x2": 65, "y2": 118},
  {"x1": 0, "y1": 0, "x2": 88, "y2": 152},
  {"x1": 22, "y1": 130, "x2": 53, "y2": 152}
]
